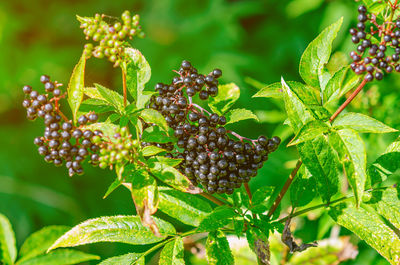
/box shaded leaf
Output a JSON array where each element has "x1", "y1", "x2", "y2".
[
  {"x1": 329, "y1": 129, "x2": 367, "y2": 206},
  {"x1": 19, "y1": 226, "x2": 70, "y2": 262},
  {"x1": 98, "y1": 253, "x2": 144, "y2": 265},
  {"x1": 158, "y1": 187, "x2": 212, "y2": 226},
  {"x1": 125, "y1": 48, "x2": 151, "y2": 108},
  {"x1": 0, "y1": 214, "x2": 16, "y2": 265},
  {"x1": 299, "y1": 18, "x2": 343, "y2": 89},
  {"x1": 68, "y1": 52, "x2": 86, "y2": 122},
  {"x1": 198, "y1": 206, "x2": 237, "y2": 232},
  {"x1": 16, "y1": 249, "x2": 99, "y2": 265},
  {"x1": 298, "y1": 135, "x2": 340, "y2": 202},
  {"x1": 208, "y1": 83, "x2": 240, "y2": 115},
  {"x1": 206, "y1": 230, "x2": 234, "y2": 265},
  {"x1": 103, "y1": 178, "x2": 122, "y2": 199},
  {"x1": 329, "y1": 201, "x2": 400, "y2": 265},
  {"x1": 159, "y1": 237, "x2": 185, "y2": 265},
  {"x1": 226, "y1": 108, "x2": 258, "y2": 125},
  {"x1": 251, "y1": 186, "x2": 275, "y2": 214},
  {"x1": 290, "y1": 167, "x2": 317, "y2": 207},
  {"x1": 333, "y1": 112, "x2": 397, "y2": 134},
  {"x1": 233, "y1": 216, "x2": 244, "y2": 238},
  {"x1": 288, "y1": 120, "x2": 330, "y2": 146},
  {"x1": 246, "y1": 227, "x2": 270, "y2": 265},
  {"x1": 48, "y1": 215, "x2": 176, "y2": 250}
]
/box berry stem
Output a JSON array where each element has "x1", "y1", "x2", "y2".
[
  {"x1": 227, "y1": 130, "x2": 255, "y2": 144},
  {"x1": 268, "y1": 77, "x2": 368, "y2": 218},
  {"x1": 122, "y1": 69, "x2": 127, "y2": 107},
  {"x1": 200, "y1": 192, "x2": 226, "y2": 206},
  {"x1": 244, "y1": 183, "x2": 252, "y2": 201}
]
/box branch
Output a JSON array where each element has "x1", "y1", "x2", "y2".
[
  {"x1": 122, "y1": 69, "x2": 127, "y2": 107},
  {"x1": 267, "y1": 78, "x2": 369, "y2": 218},
  {"x1": 200, "y1": 192, "x2": 226, "y2": 206}
]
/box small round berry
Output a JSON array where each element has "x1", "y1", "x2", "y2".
[
  {"x1": 23, "y1": 85, "x2": 32, "y2": 94},
  {"x1": 358, "y1": 5, "x2": 367, "y2": 13},
  {"x1": 78, "y1": 115, "x2": 88, "y2": 125},
  {"x1": 40, "y1": 75, "x2": 50, "y2": 84},
  {"x1": 375, "y1": 72, "x2": 383, "y2": 80}
]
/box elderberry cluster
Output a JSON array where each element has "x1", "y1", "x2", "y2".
[
  {"x1": 148, "y1": 61, "x2": 281, "y2": 194},
  {"x1": 350, "y1": 5, "x2": 400, "y2": 81},
  {"x1": 79, "y1": 10, "x2": 144, "y2": 66},
  {"x1": 22, "y1": 76, "x2": 103, "y2": 176}
]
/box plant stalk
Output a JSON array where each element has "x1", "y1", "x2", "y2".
[
  {"x1": 267, "y1": 78, "x2": 368, "y2": 218},
  {"x1": 122, "y1": 69, "x2": 127, "y2": 107},
  {"x1": 200, "y1": 192, "x2": 226, "y2": 206}
]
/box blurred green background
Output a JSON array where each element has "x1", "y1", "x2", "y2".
[{"x1": 1, "y1": 0, "x2": 399, "y2": 264}]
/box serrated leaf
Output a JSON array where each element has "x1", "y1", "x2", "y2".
[
  {"x1": 325, "y1": 69, "x2": 361, "y2": 105},
  {"x1": 208, "y1": 83, "x2": 240, "y2": 115},
  {"x1": 141, "y1": 126, "x2": 173, "y2": 143},
  {"x1": 246, "y1": 227, "x2": 270, "y2": 265},
  {"x1": 206, "y1": 230, "x2": 234, "y2": 265},
  {"x1": 232, "y1": 186, "x2": 251, "y2": 209},
  {"x1": 125, "y1": 48, "x2": 151, "y2": 108},
  {"x1": 233, "y1": 216, "x2": 244, "y2": 238},
  {"x1": 83, "y1": 122, "x2": 119, "y2": 141},
  {"x1": 329, "y1": 201, "x2": 400, "y2": 265},
  {"x1": 0, "y1": 214, "x2": 16, "y2": 265},
  {"x1": 252, "y1": 82, "x2": 283, "y2": 99},
  {"x1": 48, "y1": 215, "x2": 176, "y2": 251},
  {"x1": 79, "y1": 99, "x2": 115, "y2": 113},
  {"x1": 329, "y1": 129, "x2": 366, "y2": 206},
  {"x1": 288, "y1": 120, "x2": 330, "y2": 146},
  {"x1": 140, "y1": 109, "x2": 169, "y2": 132},
  {"x1": 142, "y1": 146, "x2": 165, "y2": 156},
  {"x1": 365, "y1": 187, "x2": 400, "y2": 230},
  {"x1": 149, "y1": 162, "x2": 202, "y2": 194},
  {"x1": 16, "y1": 249, "x2": 99, "y2": 265},
  {"x1": 68, "y1": 52, "x2": 86, "y2": 122},
  {"x1": 18, "y1": 226, "x2": 70, "y2": 262},
  {"x1": 94, "y1": 84, "x2": 125, "y2": 113},
  {"x1": 251, "y1": 186, "x2": 275, "y2": 214},
  {"x1": 159, "y1": 237, "x2": 185, "y2": 265},
  {"x1": 226, "y1": 108, "x2": 258, "y2": 125},
  {"x1": 290, "y1": 167, "x2": 317, "y2": 207},
  {"x1": 323, "y1": 66, "x2": 347, "y2": 103},
  {"x1": 103, "y1": 178, "x2": 122, "y2": 199},
  {"x1": 152, "y1": 156, "x2": 183, "y2": 167},
  {"x1": 333, "y1": 112, "x2": 397, "y2": 134},
  {"x1": 158, "y1": 187, "x2": 212, "y2": 226},
  {"x1": 298, "y1": 135, "x2": 340, "y2": 202},
  {"x1": 98, "y1": 253, "x2": 144, "y2": 265},
  {"x1": 197, "y1": 206, "x2": 237, "y2": 232},
  {"x1": 299, "y1": 17, "x2": 343, "y2": 89}
]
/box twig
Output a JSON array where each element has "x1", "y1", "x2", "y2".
[
  {"x1": 200, "y1": 192, "x2": 226, "y2": 206},
  {"x1": 244, "y1": 183, "x2": 253, "y2": 201},
  {"x1": 122, "y1": 69, "x2": 127, "y2": 107}
]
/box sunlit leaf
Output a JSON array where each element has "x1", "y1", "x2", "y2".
[
  {"x1": 16, "y1": 249, "x2": 99, "y2": 265},
  {"x1": 226, "y1": 108, "x2": 258, "y2": 125},
  {"x1": 206, "y1": 230, "x2": 234, "y2": 265},
  {"x1": 288, "y1": 120, "x2": 330, "y2": 146},
  {"x1": 333, "y1": 113, "x2": 398, "y2": 134},
  {"x1": 208, "y1": 83, "x2": 240, "y2": 115},
  {"x1": 0, "y1": 214, "x2": 16, "y2": 265},
  {"x1": 68, "y1": 52, "x2": 86, "y2": 122},
  {"x1": 159, "y1": 237, "x2": 185, "y2": 265}
]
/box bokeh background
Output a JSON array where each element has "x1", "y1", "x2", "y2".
[{"x1": 1, "y1": 0, "x2": 399, "y2": 264}]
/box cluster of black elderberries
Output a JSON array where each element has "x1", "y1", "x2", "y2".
[
  {"x1": 79, "y1": 10, "x2": 144, "y2": 66},
  {"x1": 22, "y1": 76, "x2": 103, "y2": 176},
  {"x1": 147, "y1": 60, "x2": 281, "y2": 194},
  {"x1": 350, "y1": 5, "x2": 400, "y2": 81}
]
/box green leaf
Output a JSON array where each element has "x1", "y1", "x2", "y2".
[
  {"x1": 103, "y1": 178, "x2": 122, "y2": 199},
  {"x1": 365, "y1": 187, "x2": 400, "y2": 230},
  {"x1": 0, "y1": 214, "x2": 16, "y2": 265},
  {"x1": 233, "y1": 216, "x2": 244, "y2": 238},
  {"x1": 329, "y1": 129, "x2": 367, "y2": 206},
  {"x1": 68, "y1": 52, "x2": 86, "y2": 122},
  {"x1": 159, "y1": 237, "x2": 185, "y2": 265},
  {"x1": 252, "y1": 82, "x2": 283, "y2": 99},
  {"x1": 297, "y1": 135, "x2": 340, "y2": 202},
  {"x1": 250, "y1": 186, "x2": 275, "y2": 214},
  {"x1": 158, "y1": 187, "x2": 212, "y2": 227},
  {"x1": 368, "y1": 138, "x2": 400, "y2": 185},
  {"x1": 288, "y1": 120, "x2": 330, "y2": 146},
  {"x1": 15, "y1": 249, "x2": 99, "y2": 265},
  {"x1": 140, "y1": 109, "x2": 169, "y2": 132},
  {"x1": 246, "y1": 227, "x2": 270, "y2": 265},
  {"x1": 206, "y1": 230, "x2": 234, "y2": 265},
  {"x1": 299, "y1": 17, "x2": 343, "y2": 89},
  {"x1": 333, "y1": 113, "x2": 398, "y2": 134},
  {"x1": 142, "y1": 146, "x2": 165, "y2": 156},
  {"x1": 19, "y1": 226, "x2": 70, "y2": 262},
  {"x1": 125, "y1": 48, "x2": 151, "y2": 108},
  {"x1": 79, "y1": 99, "x2": 114, "y2": 113},
  {"x1": 152, "y1": 156, "x2": 183, "y2": 167},
  {"x1": 94, "y1": 84, "x2": 125, "y2": 113},
  {"x1": 290, "y1": 167, "x2": 317, "y2": 207},
  {"x1": 208, "y1": 83, "x2": 240, "y2": 115},
  {"x1": 98, "y1": 253, "x2": 144, "y2": 265},
  {"x1": 149, "y1": 162, "x2": 202, "y2": 194},
  {"x1": 83, "y1": 122, "x2": 119, "y2": 141},
  {"x1": 329, "y1": 201, "x2": 400, "y2": 265},
  {"x1": 48, "y1": 215, "x2": 176, "y2": 251},
  {"x1": 323, "y1": 66, "x2": 354, "y2": 104},
  {"x1": 281, "y1": 78, "x2": 317, "y2": 133},
  {"x1": 232, "y1": 186, "x2": 250, "y2": 209},
  {"x1": 141, "y1": 126, "x2": 172, "y2": 143},
  {"x1": 226, "y1": 108, "x2": 258, "y2": 125},
  {"x1": 197, "y1": 206, "x2": 237, "y2": 232}
]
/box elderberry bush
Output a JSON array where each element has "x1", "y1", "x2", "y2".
[
  {"x1": 148, "y1": 60, "x2": 281, "y2": 194},
  {"x1": 22, "y1": 75, "x2": 103, "y2": 176},
  {"x1": 350, "y1": 5, "x2": 400, "y2": 81}
]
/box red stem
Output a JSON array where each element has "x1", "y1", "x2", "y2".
[{"x1": 267, "y1": 78, "x2": 368, "y2": 218}]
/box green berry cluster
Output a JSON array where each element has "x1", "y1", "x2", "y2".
[
  {"x1": 79, "y1": 11, "x2": 144, "y2": 67},
  {"x1": 98, "y1": 127, "x2": 139, "y2": 169}
]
